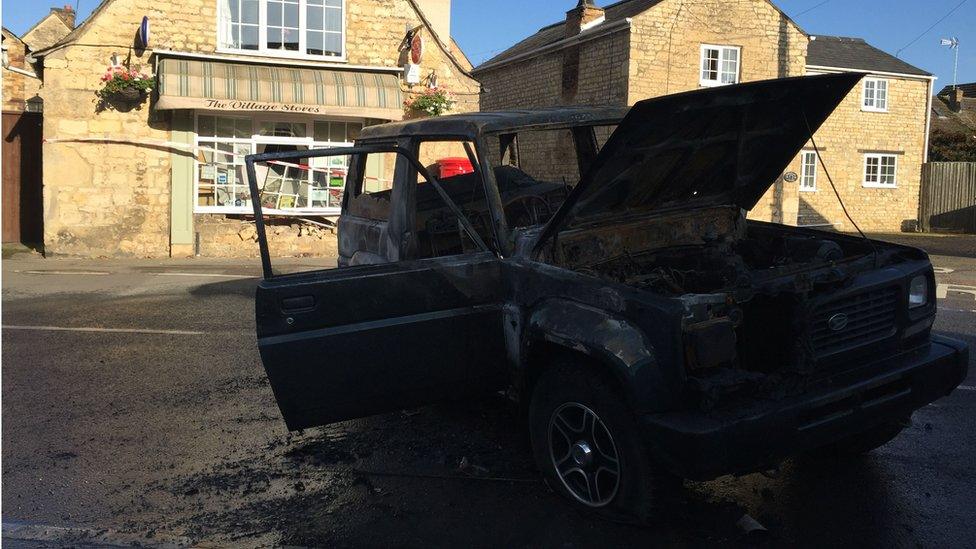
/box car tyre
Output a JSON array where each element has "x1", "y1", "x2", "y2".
[
  {"x1": 806, "y1": 417, "x2": 909, "y2": 460},
  {"x1": 528, "y1": 361, "x2": 680, "y2": 522}
]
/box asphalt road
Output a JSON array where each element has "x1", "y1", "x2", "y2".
[{"x1": 2, "y1": 236, "x2": 975, "y2": 548}]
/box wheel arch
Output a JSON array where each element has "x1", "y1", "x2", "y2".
[{"x1": 520, "y1": 298, "x2": 658, "y2": 412}]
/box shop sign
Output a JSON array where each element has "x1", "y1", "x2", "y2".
[
  {"x1": 203, "y1": 99, "x2": 324, "y2": 114},
  {"x1": 404, "y1": 63, "x2": 422, "y2": 84}
]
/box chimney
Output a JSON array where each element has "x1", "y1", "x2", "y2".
[
  {"x1": 948, "y1": 88, "x2": 964, "y2": 113},
  {"x1": 52, "y1": 5, "x2": 76, "y2": 28},
  {"x1": 414, "y1": 0, "x2": 451, "y2": 42},
  {"x1": 565, "y1": 0, "x2": 605, "y2": 38}
]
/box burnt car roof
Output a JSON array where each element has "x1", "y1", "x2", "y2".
[{"x1": 358, "y1": 106, "x2": 630, "y2": 141}]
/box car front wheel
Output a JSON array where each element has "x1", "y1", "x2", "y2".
[{"x1": 528, "y1": 361, "x2": 679, "y2": 520}]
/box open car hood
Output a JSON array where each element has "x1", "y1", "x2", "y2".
[{"x1": 536, "y1": 73, "x2": 863, "y2": 246}]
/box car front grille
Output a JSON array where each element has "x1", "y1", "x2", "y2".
[{"x1": 810, "y1": 286, "x2": 899, "y2": 358}]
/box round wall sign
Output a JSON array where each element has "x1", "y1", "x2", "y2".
[
  {"x1": 137, "y1": 16, "x2": 150, "y2": 48},
  {"x1": 783, "y1": 171, "x2": 798, "y2": 183},
  {"x1": 410, "y1": 33, "x2": 425, "y2": 65}
]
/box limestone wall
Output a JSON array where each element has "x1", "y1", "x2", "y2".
[
  {"x1": 2, "y1": 31, "x2": 41, "y2": 112},
  {"x1": 22, "y1": 12, "x2": 74, "y2": 52},
  {"x1": 796, "y1": 72, "x2": 931, "y2": 232}
]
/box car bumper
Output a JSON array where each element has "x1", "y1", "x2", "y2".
[{"x1": 640, "y1": 334, "x2": 969, "y2": 480}]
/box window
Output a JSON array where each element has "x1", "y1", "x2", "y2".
[
  {"x1": 700, "y1": 45, "x2": 740, "y2": 87},
  {"x1": 863, "y1": 154, "x2": 897, "y2": 187},
  {"x1": 218, "y1": 0, "x2": 344, "y2": 59},
  {"x1": 194, "y1": 114, "x2": 363, "y2": 214},
  {"x1": 800, "y1": 151, "x2": 817, "y2": 192},
  {"x1": 862, "y1": 78, "x2": 888, "y2": 112}
]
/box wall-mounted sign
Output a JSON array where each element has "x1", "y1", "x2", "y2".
[
  {"x1": 783, "y1": 171, "x2": 798, "y2": 183},
  {"x1": 404, "y1": 63, "x2": 421, "y2": 84},
  {"x1": 137, "y1": 16, "x2": 150, "y2": 49},
  {"x1": 410, "y1": 33, "x2": 425, "y2": 65}
]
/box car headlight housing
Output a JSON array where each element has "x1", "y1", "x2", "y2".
[{"x1": 909, "y1": 275, "x2": 929, "y2": 309}]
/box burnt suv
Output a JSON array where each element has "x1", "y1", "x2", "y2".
[{"x1": 246, "y1": 73, "x2": 968, "y2": 517}]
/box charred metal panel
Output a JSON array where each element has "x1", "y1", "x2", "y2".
[{"x1": 551, "y1": 206, "x2": 742, "y2": 269}]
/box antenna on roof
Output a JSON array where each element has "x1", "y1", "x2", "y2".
[{"x1": 940, "y1": 37, "x2": 960, "y2": 89}]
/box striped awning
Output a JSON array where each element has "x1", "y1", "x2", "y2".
[{"x1": 156, "y1": 57, "x2": 404, "y2": 120}]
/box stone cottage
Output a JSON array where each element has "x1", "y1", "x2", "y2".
[
  {"x1": 472, "y1": 0, "x2": 936, "y2": 233},
  {"x1": 31, "y1": 0, "x2": 480, "y2": 257}
]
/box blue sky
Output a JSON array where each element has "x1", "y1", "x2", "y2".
[{"x1": 3, "y1": 0, "x2": 973, "y2": 86}]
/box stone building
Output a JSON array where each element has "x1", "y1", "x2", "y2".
[
  {"x1": 2, "y1": 28, "x2": 43, "y2": 112},
  {"x1": 472, "y1": 0, "x2": 936, "y2": 233},
  {"x1": 31, "y1": 0, "x2": 480, "y2": 257},
  {"x1": 3, "y1": 28, "x2": 46, "y2": 247},
  {"x1": 22, "y1": 6, "x2": 77, "y2": 52}
]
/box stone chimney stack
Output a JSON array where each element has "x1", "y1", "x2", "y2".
[
  {"x1": 414, "y1": 0, "x2": 451, "y2": 42},
  {"x1": 565, "y1": 0, "x2": 605, "y2": 38},
  {"x1": 52, "y1": 5, "x2": 76, "y2": 28},
  {"x1": 948, "y1": 88, "x2": 964, "y2": 113}
]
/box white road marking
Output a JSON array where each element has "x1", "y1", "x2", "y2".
[
  {"x1": 17, "y1": 270, "x2": 111, "y2": 275},
  {"x1": 940, "y1": 308, "x2": 976, "y2": 313},
  {"x1": 937, "y1": 284, "x2": 976, "y2": 301},
  {"x1": 150, "y1": 272, "x2": 256, "y2": 279},
  {"x1": 2, "y1": 325, "x2": 206, "y2": 336},
  {"x1": 958, "y1": 386, "x2": 976, "y2": 391},
  {"x1": 933, "y1": 267, "x2": 955, "y2": 274}
]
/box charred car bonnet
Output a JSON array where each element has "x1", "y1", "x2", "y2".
[{"x1": 246, "y1": 73, "x2": 968, "y2": 516}]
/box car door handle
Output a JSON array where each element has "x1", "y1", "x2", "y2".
[{"x1": 281, "y1": 295, "x2": 316, "y2": 312}]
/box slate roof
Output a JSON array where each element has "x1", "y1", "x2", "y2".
[
  {"x1": 937, "y1": 82, "x2": 976, "y2": 98},
  {"x1": 473, "y1": 0, "x2": 666, "y2": 72},
  {"x1": 807, "y1": 35, "x2": 931, "y2": 76}
]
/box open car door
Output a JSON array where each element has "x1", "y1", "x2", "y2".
[{"x1": 245, "y1": 144, "x2": 507, "y2": 430}]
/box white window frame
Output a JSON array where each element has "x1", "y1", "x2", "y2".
[
  {"x1": 861, "y1": 77, "x2": 889, "y2": 112},
  {"x1": 700, "y1": 44, "x2": 741, "y2": 87},
  {"x1": 217, "y1": 0, "x2": 346, "y2": 62},
  {"x1": 863, "y1": 153, "x2": 898, "y2": 188},
  {"x1": 193, "y1": 112, "x2": 362, "y2": 216},
  {"x1": 800, "y1": 151, "x2": 818, "y2": 192}
]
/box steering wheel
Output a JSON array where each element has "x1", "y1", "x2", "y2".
[{"x1": 504, "y1": 195, "x2": 552, "y2": 228}]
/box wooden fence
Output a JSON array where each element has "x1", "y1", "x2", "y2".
[{"x1": 919, "y1": 162, "x2": 976, "y2": 233}]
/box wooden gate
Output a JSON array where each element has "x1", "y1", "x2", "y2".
[
  {"x1": 2, "y1": 111, "x2": 44, "y2": 246},
  {"x1": 919, "y1": 162, "x2": 976, "y2": 234}
]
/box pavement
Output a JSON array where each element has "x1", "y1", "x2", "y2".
[{"x1": 2, "y1": 234, "x2": 976, "y2": 548}]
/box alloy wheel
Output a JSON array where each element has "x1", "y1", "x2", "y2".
[{"x1": 547, "y1": 402, "x2": 621, "y2": 507}]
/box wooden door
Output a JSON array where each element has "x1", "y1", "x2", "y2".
[{"x1": 2, "y1": 111, "x2": 43, "y2": 245}]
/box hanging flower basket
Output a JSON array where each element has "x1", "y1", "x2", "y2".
[
  {"x1": 97, "y1": 66, "x2": 154, "y2": 105},
  {"x1": 404, "y1": 87, "x2": 455, "y2": 117}
]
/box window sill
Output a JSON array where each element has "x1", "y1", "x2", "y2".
[
  {"x1": 862, "y1": 182, "x2": 898, "y2": 189},
  {"x1": 195, "y1": 207, "x2": 342, "y2": 216},
  {"x1": 861, "y1": 107, "x2": 889, "y2": 113},
  {"x1": 214, "y1": 48, "x2": 347, "y2": 64},
  {"x1": 699, "y1": 80, "x2": 737, "y2": 88},
  {"x1": 799, "y1": 187, "x2": 817, "y2": 193}
]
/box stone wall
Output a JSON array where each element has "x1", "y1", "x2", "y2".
[
  {"x1": 39, "y1": 0, "x2": 480, "y2": 257},
  {"x1": 475, "y1": 0, "x2": 807, "y2": 223},
  {"x1": 627, "y1": 0, "x2": 807, "y2": 100},
  {"x1": 2, "y1": 31, "x2": 41, "y2": 112},
  {"x1": 21, "y1": 11, "x2": 74, "y2": 52},
  {"x1": 797, "y1": 72, "x2": 931, "y2": 232}
]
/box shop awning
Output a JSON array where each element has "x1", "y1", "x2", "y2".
[{"x1": 156, "y1": 57, "x2": 404, "y2": 121}]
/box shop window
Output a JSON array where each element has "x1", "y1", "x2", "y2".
[
  {"x1": 218, "y1": 0, "x2": 344, "y2": 59},
  {"x1": 194, "y1": 114, "x2": 362, "y2": 215}
]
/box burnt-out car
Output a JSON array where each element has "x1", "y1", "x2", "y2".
[{"x1": 245, "y1": 73, "x2": 968, "y2": 517}]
